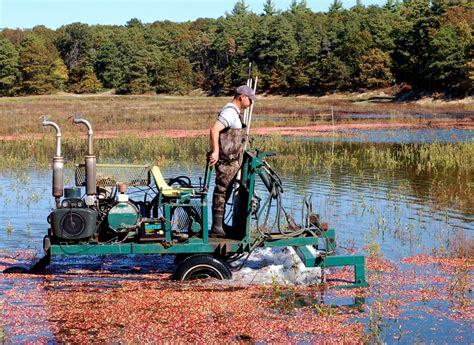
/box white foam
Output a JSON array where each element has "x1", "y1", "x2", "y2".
[{"x1": 230, "y1": 247, "x2": 322, "y2": 286}]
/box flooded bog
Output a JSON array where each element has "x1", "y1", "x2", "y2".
[{"x1": 0, "y1": 130, "x2": 472, "y2": 342}]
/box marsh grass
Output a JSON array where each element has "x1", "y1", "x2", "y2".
[
  {"x1": 1, "y1": 135, "x2": 472, "y2": 188},
  {"x1": 2, "y1": 135, "x2": 472, "y2": 177},
  {"x1": 6, "y1": 222, "x2": 13, "y2": 236},
  {"x1": 2, "y1": 135, "x2": 471, "y2": 222},
  {"x1": 365, "y1": 299, "x2": 385, "y2": 344},
  {"x1": 0, "y1": 95, "x2": 471, "y2": 136},
  {"x1": 448, "y1": 265, "x2": 471, "y2": 309},
  {"x1": 254, "y1": 137, "x2": 474, "y2": 177},
  {"x1": 0, "y1": 136, "x2": 209, "y2": 169},
  {"x1": 434, "y1": 229, "x2": 473, "y2": 259}
]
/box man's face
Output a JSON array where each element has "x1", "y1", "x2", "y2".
[{"x1": 240, "y1": 95, "x2": 253, "y2": 109}]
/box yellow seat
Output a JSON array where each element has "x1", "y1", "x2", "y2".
[{"x1": 150, "y1": 166, "x2": 194, "y2": 198}]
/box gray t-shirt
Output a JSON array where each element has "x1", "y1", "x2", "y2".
[{"x1": 217, "y1": 103, "x2": 242, "y2": 129}]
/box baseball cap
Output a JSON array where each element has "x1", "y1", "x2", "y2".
[{"x1": 236, "y1": 85, "x2": 257, "y2": 102}]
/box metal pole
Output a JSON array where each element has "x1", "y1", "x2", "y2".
[
  {"x1": 73, "y1": 113, "x2": 96, "y2": 196},
  {"x1": 233, "y1": 73, "x2": 258, "y2": 228},
  {"x1": 331, "y1": 106, "x2": 335, "y2": 135},
  {"x1": 245, "y1": 76, "x2": 258, "y2": 138},
  {"x1": 243, "y1": 62, "x2": 252, "y2": 126},
  {"x1": 42, "y1": 116, "x2": 64, "y2": 207}
]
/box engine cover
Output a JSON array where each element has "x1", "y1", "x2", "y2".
[
  {"x1": 50, "y1": 208, "x2": 98, "y2": 240},
  {"x1": 107, "y1": 201, "x2": 139, "y2": 232}
]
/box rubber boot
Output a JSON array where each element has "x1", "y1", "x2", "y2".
[{"x1": 211, "y1": 212, "x2": 226, "y2": 238}]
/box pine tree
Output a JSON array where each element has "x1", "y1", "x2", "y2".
[
  {"x1": 55, "y1": 22, "x2": 94, "y2": 70},
  {"x1": 118, "y1": 48, "x2": 152, "y2": 94},
  {"x1": 18, "y1": 34, "x2": 56, "y2": 95},
  {"x1": 253, "y1": 15, "x2": 299, "y2": 93},
  {"x1": 359, "y1": 48, "x2": 394, "y2": 88},
  {"x1": 153, "y1": 52, "x2": 194, "y2": 95},
  {"x1": 392, "y1": 0, "x2": 440, "y2": 87},
  {"x1": 427, "y1": 25, "x2": 471, "y2": 89},
  {"x1": 231, "y1": 0, "x2": 249, "y2": 16},
  {"x1": 0, "y1": 38, "x2": 20, "y2": 96},
  {"x1": 96, "y1": 35, "x2": 132, "y2": 89},
  {"x1": 329, "y1": 0, "x2": 343, "y2": 12},
  {"x1": 69, "y1": 62, "x2": 102, "y2": 93},
  {"x1": 262, "y1": 0, "x2": 277, "y2": 16}
]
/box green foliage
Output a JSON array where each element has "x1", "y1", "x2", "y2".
[
  {"x1": 329, "y1": 0, "x2": 343, "y2": 12},
  {"x1": 117, "y1": 48, "x2": 153, "y2": 94},
  {"x1": 0, "y1": 38, "x2": 20, "y2": 96},
  {"x1": 0, "y1": 0, "x2": 472, "y2": 96},
  {"x1": 317, "y1": 55, "x2": 352, "y2": 91},
  {"x1": 18, "y1": 34, "x2": 57, "y2": 95},
  {"x1": 231, "y1": 0, "x2": 250, "y2": 16},
  {"x1": 50, "y1": 57, "x2": 69, "y2": 90},
  {"x1": 96, "y1": 37, "x2": 129, "y2": 89},
  {"x1": 262, "y1": 0, "x2": 279, "y2": 16},
  {"x1": 253, "y1": 15, "x2": 298, "y2": 93},
  {"x1": 55, "y1": 22, "x2": 94, "y2": 70},
  {"x1": 69, "y1": 63, "x2": 102, "y2": 93},
  {"x1": 359, "y1": 48, "x2": 394, "y2": 88},
  {"x1": 392, "y1": 0, "x2": 436, "y2": 86},
  {"x1": 153, "y1": 54, "x2": 194, "y2": 95},
  {"x1": 427, "y1": 25, "x2": 469, "y2": 88}
]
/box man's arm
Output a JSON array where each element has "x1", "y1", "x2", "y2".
[{"x1": 209, "y1": 121, "x2": 225, "y2": 166}]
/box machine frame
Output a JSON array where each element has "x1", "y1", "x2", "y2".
[
  {"x1": 46, "y1": 150, "x2": 368, "y2": 288},
  {"x1": 5, "y1": 116, "x2": 368, "y2": 288}
]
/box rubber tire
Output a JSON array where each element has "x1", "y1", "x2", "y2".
[
  {"x1": 173, "y1": 254, "x2": 232, "y2": 281},
  {"x1": 174, "y1": 254, "x2": 191, "y2": 264}
]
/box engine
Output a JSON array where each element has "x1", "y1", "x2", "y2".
[
  {"x1": 50, "y1": 205, "x2": 98, "y2": 241},
  {"x1": 49, "y1": 186, "x2": 143, "y2": 243},
  {"x1": 49, "y1": 187, "x2": 98, "y2": 241}
]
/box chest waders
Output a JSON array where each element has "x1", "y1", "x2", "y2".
[{"x1": 211, "y1": 126, "x2": 248, "y2": 238}]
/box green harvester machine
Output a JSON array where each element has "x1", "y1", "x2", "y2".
[{"x1": 4, "y1": 115, "x2": 368, "y2": 288}]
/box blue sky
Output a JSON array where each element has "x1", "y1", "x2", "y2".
[{"x1": 1, "y1": 0, "x2": 386, "y2": 30}]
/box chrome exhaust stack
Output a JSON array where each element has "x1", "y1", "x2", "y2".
[
  {"x1": 73, "y1": 113, "x2": 96, "y2": 197},
  {"x1": 42, "y1": 116, "x2": 64, "y2": 208}
]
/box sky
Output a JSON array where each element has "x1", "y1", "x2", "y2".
[{"x1": 0, "y1": 0, "x2": 386, "y2": 30}]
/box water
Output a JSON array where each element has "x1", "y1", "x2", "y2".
[
  {"x1": 255, "y1": 112, "x2": 472, "y2": 121},
  {"x1": 307, "y1": 128, "x2": 474, "y2": 143},
  {"x1": 0, "y1": 132, "x2": 471, "y2": 285},
  {"x1": 1, "y1": 157, "x2": 471, "y2": 261},
  {"x1": 0, "y1": 127, "x2": 472, "y2": 343}
]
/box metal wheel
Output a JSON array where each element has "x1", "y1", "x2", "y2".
[{"x1": 173, "y1": 254, "x2": 232, "y2": 280}]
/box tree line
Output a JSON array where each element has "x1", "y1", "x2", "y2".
[{"x1": 0, "y1": 0, "x2": 472, "y2": 97}]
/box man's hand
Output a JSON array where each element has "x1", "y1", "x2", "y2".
[{"x1": 208, "y1": 151, "x2": 219, "y2": 166}]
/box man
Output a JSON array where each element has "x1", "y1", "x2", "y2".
[{"x1": 208, "y1": 85, "x2": 256, "y2": 238}]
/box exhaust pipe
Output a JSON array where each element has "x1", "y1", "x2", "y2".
[
  {"x1": 73, "y1": 114, "x2": 96, "y2": 196},
  {"x1": 42, "y1": 117, "x2": 63, "y2": 208}
]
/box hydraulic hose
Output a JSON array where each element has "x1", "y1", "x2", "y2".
[{"x1": 255, "y1": 160, "x2": 311, "y2": 237}]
